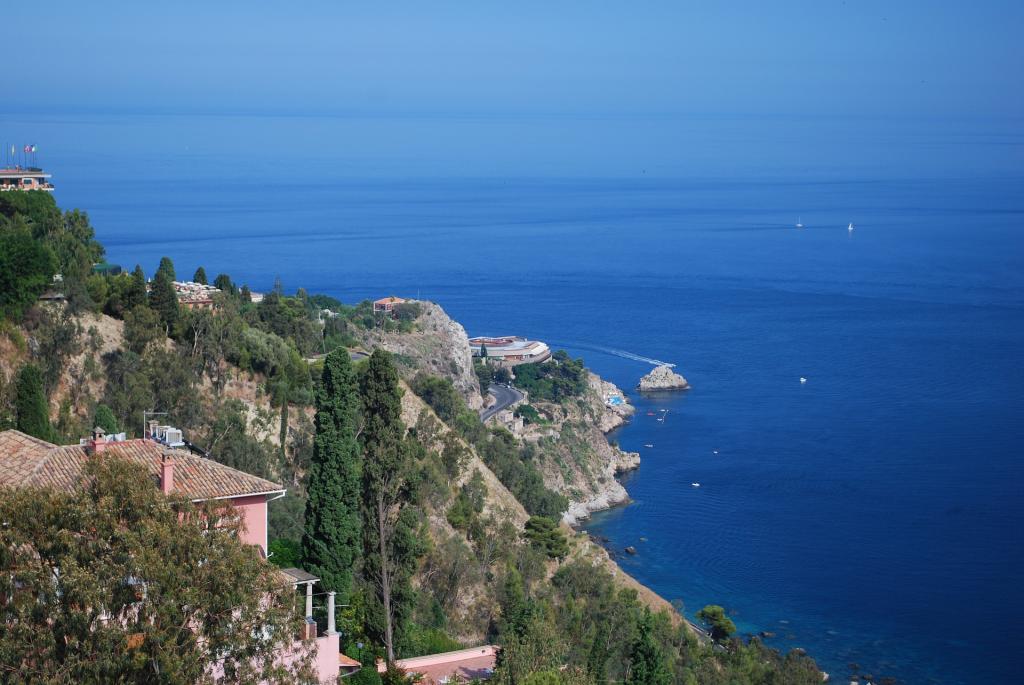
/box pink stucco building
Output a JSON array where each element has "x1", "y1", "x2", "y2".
[{"x1": 0, "y1": 427, "x2": 347, "y2": 684}]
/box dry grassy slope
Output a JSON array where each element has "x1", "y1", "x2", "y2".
[
  {"x1": 0, "y1": 310, "x2": 125, "y2": 424},
  {"x1": 399, "y1": 380, "x2": 528, "y2": 527}
]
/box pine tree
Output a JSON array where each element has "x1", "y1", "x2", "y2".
[
  {"x1": 125, "y1": 265, "x2": 148, "y2": 310},
  {"x1": 213, "y1": 273, "x2": 235, "y2": 295},
  {"x1": 193, "y1": 266, "x2": 208, "y2": 284},
  {"x1": 301, "y1": 349, "x2": 362, "y2": 603},
  {"x1": 149, "y1": 270, "x2": 179, "y2": 334},
  {"x1": 156, "y1": 256, "x2": 176, "y2": 281},
  {"x1": 359, "y1": 350, "x2": 420, "y2": 664},
  {"x1": 15, "y1": 364, "x2": 53, "y2": 441},
  {"x1": 626, "y1": 610, "x2": 671, "y2": 685}
]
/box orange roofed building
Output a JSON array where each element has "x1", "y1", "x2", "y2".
[
  {"x1": 0, "y1": 427, "x2": 347, "y2": 683},
  {"x1": 373, "y1": 296, "x2": 407, "y2": 316}
]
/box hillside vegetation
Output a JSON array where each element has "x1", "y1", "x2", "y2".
[{"x1": 1, "y1": 192, "x2": 825, "y2": 684}]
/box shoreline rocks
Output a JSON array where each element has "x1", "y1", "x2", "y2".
[{"x1": 638, "y1": 364, "x2": 690, "y2": 391}]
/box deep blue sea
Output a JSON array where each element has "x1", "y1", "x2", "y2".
[{"x1": 5, "y1": 110, "x2": 1022, "y2": 683}]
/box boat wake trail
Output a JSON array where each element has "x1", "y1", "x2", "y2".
[{"x1": 549, "y1": 341, "x2": 674, "y2": 368}]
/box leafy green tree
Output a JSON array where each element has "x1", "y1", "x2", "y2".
[
  {"x1": 0, "y1": 456, "x2": 314, "y2": 683},
  {"x1": 193, "y1": 266, "x2": 207, "y2": 284},
  {"x1": 23, "y1": 304, "x2": 82, "y2": 394},
  {"x1": 93, "y1": 403, "x2": 119, "y2": 434},
  {"x1": 0, "y1": 223, "x2": 55, "y2": 321},
  {"x1": 268, "y1": 538, "x2": 303, "y2": 568},
  {"x1": 440, "y1": 432, "x2": 470, "y2": 480},
  {"x1": 696, "y1": 604, "x2": 736, "y2": 641},
  {"x1": 410, "y1": 373, "x2": 463, "y2": 424},
  {"x1": 493, "y1": 606, "x2": 568, "y2": 685},
  {"x1": 511, "y1": 351, "x2": 587, "y2": 403},
  {"x1": 14, "y1": 364, "x2": 53, "y2": 441},
  {"x1": 626, "y1": 610, "x2": 671, "y2": 685},
  {"x1": 156, "y1": 255, "x2": 176, "y2": 281},
  {"x1": 123, "y1": 304, "x2": 163, "y2": 354},
  {"x1": 360, "y1": 350, "x2": 422, "y2": 664},
  {"x1": 148, "y1": 269, "x2": 179, "y2": 334},
  {"x1": 523, "y1": 516, "x2": 569, "y2": 561},
  {"x1": 301, "y1": 348, "x2": 362, "y2": 603}
]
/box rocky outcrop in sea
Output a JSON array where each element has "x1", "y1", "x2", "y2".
[{"x1": 638, "y1": 364, "x2": 690, "y2": 391}]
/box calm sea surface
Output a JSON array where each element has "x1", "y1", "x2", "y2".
[{"x1": 5, "y1": 110, "x2": 1022, "y2": 683}]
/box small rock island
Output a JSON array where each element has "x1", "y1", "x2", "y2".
[{"x1": 638, "y1": 364, "x2": 690, "y2": 391}]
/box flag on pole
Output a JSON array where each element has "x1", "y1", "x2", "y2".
[
  {"x1": 23, "y1": 145, "x2": 31, "y2": 153},
  {"x1": 30, "y1": 145, "x2": 37, "y2": 153}
]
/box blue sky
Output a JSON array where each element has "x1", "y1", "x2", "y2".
[{"x1": 5, "y1": 1, "x2": 1023, "y2": 118}]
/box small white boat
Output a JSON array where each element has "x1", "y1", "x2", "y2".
[
  {"x1": 644, "y1": 444, "x2": 654, "y2": 448},
  {"x1": 800, "y1": 377, "x2": 807, "y2": 384},
  {"x1": 712, "y1": 450, "x2": 719, "y2": 455},
  {"x1": 848, "y1": 222, "x2": 855, "y2": 232},
  {"x1": 796, "y1": 216, "x2": 804, "y2": 229},
  {"x1": 691, "y1": 482, "x2": 701, "y2": 488}
]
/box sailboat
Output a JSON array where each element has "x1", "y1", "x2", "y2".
[
  {"x1": 848, "y1": 222, "x2": 855, "y2": 232},
  {"x1": 796, "y1": 216, "x2": 804, "y2": 229}
]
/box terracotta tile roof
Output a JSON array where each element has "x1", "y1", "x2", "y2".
[
  {"x1": 379, "y1": 646, "x2": 498, "y2": 683},
  {"x1": 0, "y1": 430, "x2": 283, "y2": 501},
  {"x1": 339, "y1": 654, "x2": 362, "y2": 669}
]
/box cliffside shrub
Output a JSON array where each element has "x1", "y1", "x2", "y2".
[
  {"x1": 696, "y1": 604, "x2": 737, "y2": 641},
  {"x1": 512, "y1": 350, "x2": 586, "y2": 403},
  {"x1": 523, "y1": 516, "x2": 569, "y2": 560},
  {"x1": 478, "y1": 429, "x2": 567, "y2": 519}
]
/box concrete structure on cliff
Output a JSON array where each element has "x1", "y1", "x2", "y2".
[
  {"x1": 0, "y1": 167, "x2": 54, "y2": 191},
  {"x1": 469, "y1": 336, "x2": 551, "y2": 366}
]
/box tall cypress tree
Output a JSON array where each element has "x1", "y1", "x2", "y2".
[
  {"x1": 148, "y1": 270, "x2": 179, "y2": 334},
  {"x1": 301, "y1": 348, "x2": 362, "y2": 603},
  {"x1": 192, "y1": 266, "x2": 208, "y2": 285},
  {"x1": 15, "y1": 364, "x2": 53, "y2": 441},
  {"x1": 125, "y1": 265, "x2": 148, "y2": 311},
  {"x1": 359, "y1": 350, "x2": 420, "y2": 664}
]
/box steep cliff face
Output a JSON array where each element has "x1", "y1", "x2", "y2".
[
  {"x1": 354, "y1": 302, "x2": 483, "y2": 411},
  {"x1": 520, "y1": 373, "x2": 639, "y2": 526}
]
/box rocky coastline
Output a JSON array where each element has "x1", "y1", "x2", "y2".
[
  {"x1": 551, "y1": 373, "x2": 641, "y2": 526},
  {"x1": 638, "y1": 364, "x2": 690, "y2": 391}
]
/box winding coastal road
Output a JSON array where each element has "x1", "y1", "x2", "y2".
[{"x1": 480, "y1": 384, "x2": 524, "y2": 423}]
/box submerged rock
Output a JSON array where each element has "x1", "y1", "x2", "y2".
[
  {"x1": 638, "y1": 365, "x2": 690, "y2": 391},
  {"x1": 624, "y1": 546, "x2": 637, "y2": 555}
]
